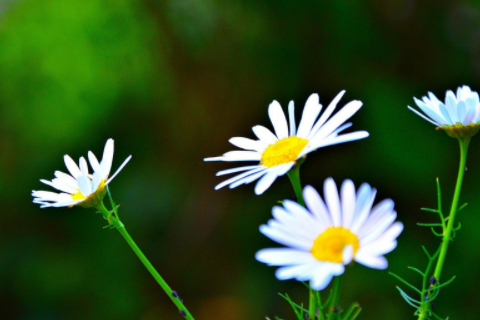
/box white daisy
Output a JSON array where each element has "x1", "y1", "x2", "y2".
[
  {"x1": 256, "y1": 178, "x2": 403, "y2": 290},
  {"x1": 408, "y1": 86, "x2": 480, "y2": 138},
  {"x1": 32, "y1": 139, "x2": 132, "y2": 208},
  {"x1": 205, "y1": 91, "x2": 369, "y2": 195}
]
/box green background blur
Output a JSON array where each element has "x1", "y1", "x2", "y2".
[{"x1": 1, "y1": 0, "x2": 480, "y2": 319}]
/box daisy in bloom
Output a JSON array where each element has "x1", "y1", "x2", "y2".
[
  {"x1": 205, "y1": 91, "x2": 369, "y2": 195},
  {"x1": 32, "y1": 139, "x2": 132, "y2": 209},
  {"x1": 408, "y1": 85, "x2": 480, "y2": 138},
  {"x1": 256, "y1": 178, "x2": 403, "y2": 290}
]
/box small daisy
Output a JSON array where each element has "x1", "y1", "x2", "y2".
[
  {"x1": 205, "y1": 91, "x2": 369, "y2": 195},
  {"x1": 408, "y1": 85, "x2": 480, "y2": 138},
  {"x1": 256, "y1": 178, "x2": 403, "y2": 290},
  {"x1": 32, "y1": 139, "x2": 132, "y2": 208}
]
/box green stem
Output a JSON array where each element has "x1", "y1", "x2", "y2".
[
  {"x1": 326, "y1": 277, "x2": 342, "y2": 320},
  {"x1": 418, "y1": 138, "x2": 470, "y2": 320},
  {"x1": 97, "y1": 202, "x2": 195, "y2": 320},
  {"x1": 287, "y1": 160, "x2": 318, "y2": 319},
  {"x1": 287, "y1": 162, "x2": 305, "y2": 207}
]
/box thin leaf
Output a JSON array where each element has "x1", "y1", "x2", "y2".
[
  {"x1": 389, "y1": 272, "x2": 422, "y2": 294},
  {"x1": 397, "y1": 287, "x2": 420, "y2": 308},
  {"x1": 408, "y1": 267, "x2": 425, "y2": 277},
  {"x1": 421, "y1": 208, "x2": 439, "y2": 213},
  {"x1": 417, "y1": 223, "x2": 443, "y2": 227}
]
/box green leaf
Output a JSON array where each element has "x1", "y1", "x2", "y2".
[
  {"x1": 389, "y1": 272, "x2": 422, "y2": 294},
  {"x1": 407, "y1": 267, "x2": 425, "y2": 277}
]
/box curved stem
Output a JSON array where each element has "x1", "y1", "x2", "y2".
[
  {"x1": 418, "y1": 138, "x2": 470, "y2": 320},
  {"x1": 97, "y1": 202, "x2": 195, "y2": 320}
]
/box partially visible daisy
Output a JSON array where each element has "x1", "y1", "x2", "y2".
[
  {"x1": 205, "y1": 92, "x2": 369, "y2": 195},
  {"x1": 32, "y1": 139, "x2": 132, "y2": 208},
  {"x1": 408, "y1": 85, "x2": 480, "y2": 138},
  {"x1": 256, "y1": 178, "x2": 403, "y2": 290}
]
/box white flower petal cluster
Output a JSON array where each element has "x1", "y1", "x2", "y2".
[
  {"x1": 205, "y1": 91, "x2": 369, "y2": 195},
  {"x1": 409, "y1": 85, "x2": 480, "y2": 127},
  {"x1": 256, "y1": 178, "x2": 403, "y2": 291},
  {"x1": 32, "y1": 139, "x2": 131, "y2": 208}
]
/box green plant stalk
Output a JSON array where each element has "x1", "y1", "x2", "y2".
[
  {"x1": 96, "y1": 202, "x2": 195, "y2": 320},
  {"x1": 418, "y1": 137, "x2": 470, "y2": 320},
  {"x1": 287, "y1": 160, "x2": 317, "y2": 319},
  {"x1": 326, "y1": 276, "x2": 341, "y2": 320},
  {"x1": 287, "y1": 162, "x2": 305, "y2": 207}
]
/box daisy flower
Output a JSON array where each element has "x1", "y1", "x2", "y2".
[
  {"x1": 408, "y1": 85, "x2": 480, "y2": 138},
  {"x1": 205, "y1": 91, "x2": 369, "y2": 195},
  {"x1": 32, "y1": 139, "x2": 132, "y2": 209},
  {"x1": 256, "y1": 178, "x2": 403, "y2": 290}
]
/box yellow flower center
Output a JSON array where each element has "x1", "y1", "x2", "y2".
[
  {"x1": 70, "y1": 180, "x2": 107, "y2": 208},
  {"x1": 260, "y1": 136, "x2": 308, "y2": 168},
  {"x1": 71, "y1": 190, "x2": 86, "y2": 201},
  {"x1": 311, "y1": 227, "x2": 359, "y2": 263}
]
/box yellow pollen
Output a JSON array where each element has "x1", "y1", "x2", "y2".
[
  {"x1": 71, "y1": 190, "x2": 86, "y2": 201},
  {"x1": 70, "y1": 180, "x2": 107, "y2": 208},
  {"x1": 261, "y1": 136, "x2": 308, "y2": 168},
  {"x1": 311, "y1": 227, "x2": 359, "y2": 263}
]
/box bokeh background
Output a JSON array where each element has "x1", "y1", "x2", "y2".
[{"x1": 1, "y1": 0, "x2": 480, "y2": 319}]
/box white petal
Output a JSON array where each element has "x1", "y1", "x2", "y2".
[
  {"x1": 216, "y1": 165, "x2": 261, "y2": 176},
  {"x1": 77, "y1": 174, "x2": 93, "y2": 197},
  {"x1": 303, "y1": 185, "x2": 333, "y2": 228},
  {"x1": 342, "y1": 245, "x2": 354, "y2": 265},
  {"x1": 310, "y1": 268, "x2": 333, "y2": 291},
  {"x1": 311, "y1": 100, "x2": 363, "y2": 143},
  {"x1": 275, "y1": 263, "x2": 318, "y2": 280},
  {"x1": 214, "y1": 167, "x2": 266, "y2": 190},
  {"x1": 255, "y1": 248, "x2": 316, "y2": 266},
  {"x1": 408, "y1": 106, "x2": 439, "y2": 126},
  {"x1": 308, "y1": 131, "x2": 369, "y2": 152},
  {"x1": 64, "y1": 155, "x2": 81, "y2": 179},
  {"x1": 354, "y1": 253, "x2": 388, "y2": 269},
  {"x1": 54, "y1": 171, "x2": 78, "y2": 190},
  {"x1": 106, "y1": 155, "x2": 132, "y2": 185},
  {"x1": 308, "y1": 90, "x2": 346, "y2": 140},
  {"x1": 229, "y1": 137, "x2": 266, "y2": 152},
  {"x1": 276, "y1": 162, "x2": 295, "y2": 176},
  {"x1": 100, "y1": 139, "x2": 114, "y2": 179},
  {"x1": 79, "y1": 157, "x2": 89, "y2": 176},
  {"x1": 297, "y1": 94, "x2": 321, "y2": 138},
  {"x1": 269, "y1": 100, "x2": 289, "y2": 139},
  {"x1": 40, "y1": 179, "x2": 76, "y2": 194},
  {"x1": 252, "y1": 125, "x2": 278, "y2": 145},
  {"x1": 360, "y1": 211, "x2": 397, "y2": 246},
  {"x1": 359, "y1": 199, "x2": 395, "y2": 238},
  {"x1": 374, "y1": 222, "x2": 404, "y2": 243},
  {"x1": 88, "y1": 151, "x2": 100, "y2": 172},
  {"x1": 288, "y1": 101, "x2": 296, "y2": 136},
  {"x1": 219, "y1": 151, "x2": 262, "y2": 161},
  {"x1": 282, "y1": 200, "x2": 324, "y2": 239},
  {"x1": 48, "y1": 199, "x2": 84, "y2": 207},
  {"x1": 259, "y1": 225, "x2": 312, "y2": 251},
  {"x1": 359, "y1": 240, "x2": 397, "y2": 257},
  {"x1": 350, "y1": 185, "x2": 377, "y2": 234},
  {"x1": 341, "y1": 180, "x2": 356, "y2": 229},
  {"x1": 324, "y1": 178, "x2": 342, "y2": 226},
  {"x1": 230, "y1": 168, "x2": 270, "y2": 189},
  {"x1": 254, "y1": 169, "x2": 280, "y2": 195}
]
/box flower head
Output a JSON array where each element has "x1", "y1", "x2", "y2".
[
  {"x1": 32, "y1": 139, "x2": 132, "y2": 208},
  {"x1": 205, "y1": 92, "x2": 369, "y2": 195},
  {"x1": 408, "y1": 85, "x2": 480, "y2": 138},
  {"x1": 256, "y1": 178, "x2": 403, "y2": 290}
]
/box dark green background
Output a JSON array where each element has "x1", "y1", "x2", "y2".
[{"x1": 1, "y1": 0, "x2": 480, "y2": 319}]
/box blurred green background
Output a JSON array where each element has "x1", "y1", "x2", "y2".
[{"x1": 1, "y1": 0, "x2": 480, "y2": 319}]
